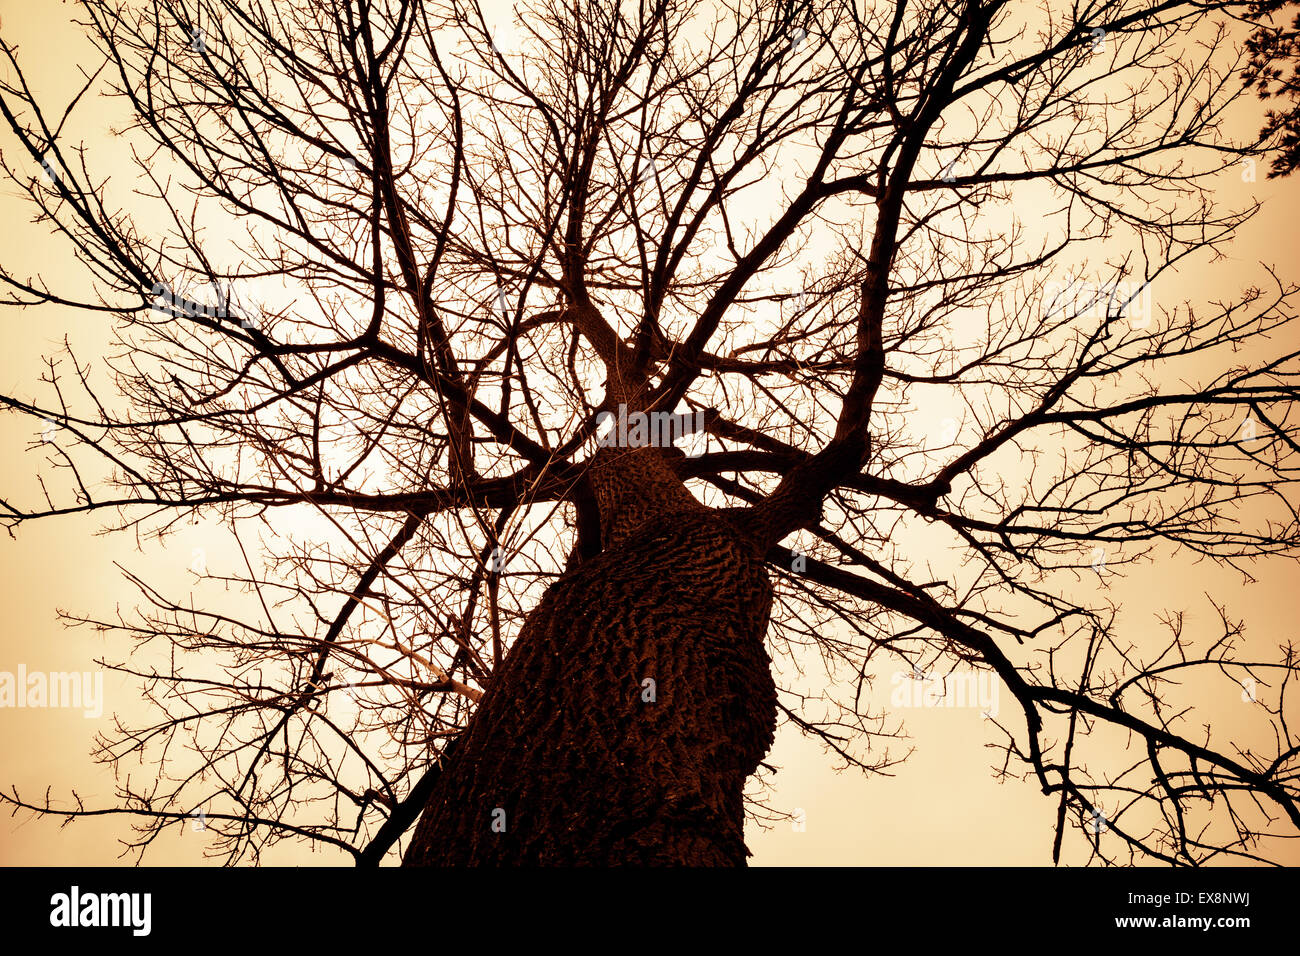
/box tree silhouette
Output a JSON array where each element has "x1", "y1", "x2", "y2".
[
  {"x1": 1, "y1": 0, "x2": 1298, "y2": 865},
  {"x1": 1246, "y1": 0, "x2": 1300, "y2": 175}
]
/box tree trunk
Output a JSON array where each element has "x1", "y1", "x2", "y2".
[{"x1": 402, "y1": 447, "x2": 777, "y2": 865}]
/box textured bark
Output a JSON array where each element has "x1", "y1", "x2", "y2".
[{"x1": 403, "y1": 447, "x2": 777, "y2": 865}]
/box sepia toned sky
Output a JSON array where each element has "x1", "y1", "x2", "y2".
[{"x1": 1, "y1": 0, "x2": 1298, "y2": 867}]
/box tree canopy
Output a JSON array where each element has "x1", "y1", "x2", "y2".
[{"x1": 2, "y1": 0, "x2": 1299, "y2": 865}]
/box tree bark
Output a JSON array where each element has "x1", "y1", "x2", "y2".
[{"x1": 402, "y1": 447, "x2": 777, "y2": 865}]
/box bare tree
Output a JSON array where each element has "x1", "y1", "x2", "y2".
[{"x1": 1, "y1": 0, "x2": 1298, "y2": 865}]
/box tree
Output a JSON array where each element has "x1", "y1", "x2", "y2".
[
  {"x1": 1, "y1": 0, "x2": 1298, "y2": 866},
  {"x1": 1246, "y1": 0, "x2": 1300, "y2": 175}
]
